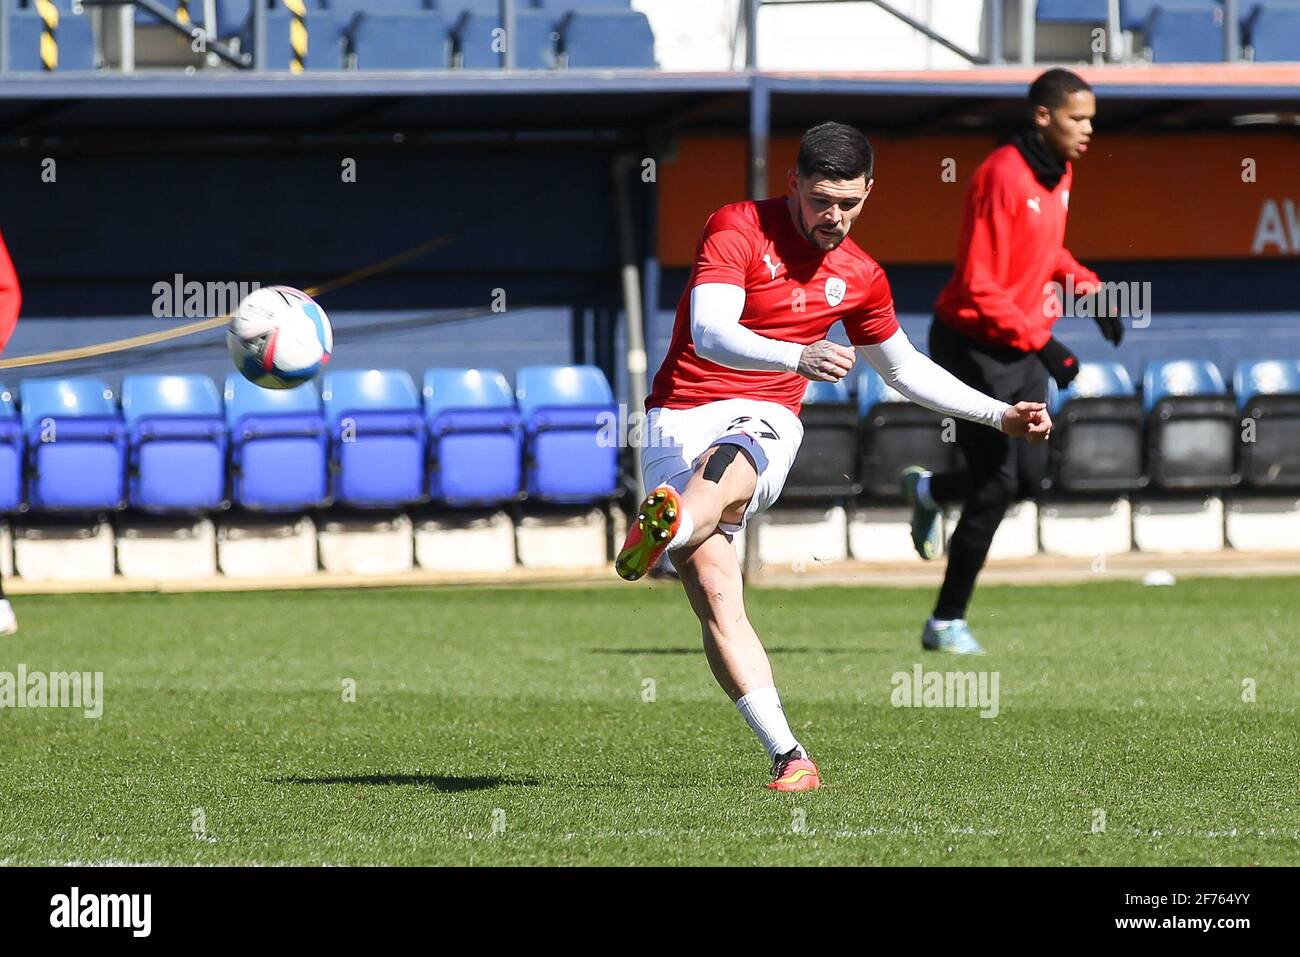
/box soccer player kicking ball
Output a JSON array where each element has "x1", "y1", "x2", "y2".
[
  {"x1": 615, "y1": 122, "x2": 1051, "y2": 792},
  {"x1": 905, "y1": 69, "x2": 1120, "y2": 656}
]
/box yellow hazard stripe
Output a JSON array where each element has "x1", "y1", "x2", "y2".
[
  {"x1": 283, "y1": 0, "x2": 308, "y2": 73},
  {"x1": 35, "y1": 0, "x2": 59, "y2": 71}
]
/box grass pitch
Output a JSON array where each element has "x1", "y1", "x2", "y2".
[{"x1": 0, "y1": 577, "x2": 1296, "y2": 866}]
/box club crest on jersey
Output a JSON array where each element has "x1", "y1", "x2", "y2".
[{"x1": 824, "y1": 277, "x2": 846, "y2": 307}]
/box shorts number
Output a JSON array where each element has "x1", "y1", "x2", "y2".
[{"x1": 726, "y1": 415, "x2": 780, "y2": 441}]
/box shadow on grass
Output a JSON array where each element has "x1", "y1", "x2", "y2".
[{"x1": 271, "y1": 774, "x2": 539, "y2": 792}]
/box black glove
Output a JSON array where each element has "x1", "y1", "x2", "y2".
[
  {"x1": 1037, "y1": 336, "x2": 1080, "y2": 389},
  {"x1": 1076, "y1": 293, "x2": 1128, "y2": 348},
  {"x1": 1090, "y1": 305, "x2": 1124, "y2": 347}
]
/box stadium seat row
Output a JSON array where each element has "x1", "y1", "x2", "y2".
[
  {"x1": 0, "y1": 366, "x2": 620, "y2": 514},
  {"x1": 2, "y1": 357, "x2": 1293, "y2": 517},
  {"x1": 1036, "y1": 0, "x2": 1300, "y2": 62},
  {"x1": 791, "y1": 358, "x2": 1300, "y2": 502},
  {"x1": 3, "y1": 1, "x2": 656, "y2": 71},
  {"x1": 247, "y1": 1, "x2": 656, "y2": 71}
]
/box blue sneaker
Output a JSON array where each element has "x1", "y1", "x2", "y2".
[
  {"x1": 902, "y1": 466, "x2": 941, "y2": 561},
  {"x1": 921, "y1": 618, "x2": 984, "y2": 655}
]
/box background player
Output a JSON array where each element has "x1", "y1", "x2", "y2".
[
  {"x1": 0, "y1": 227, "x2": 18, "y2": 635},
  {"x1": 615, "y1": 122, "x2": 1051, "y2": 791},
  {"x1": 904, "y1": 68, "x2": 1122, "y2": 656}
]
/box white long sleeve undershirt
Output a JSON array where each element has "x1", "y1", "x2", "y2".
[
  {"x1": 858, "y1": 329, "x2": 1009, "y2": 432},
  {"x1": 689, "y1": 281, "x2": 1008, "y2": 432},
  {"x1": 690, "y1": 283, "x2": 804, "y2": 372}
]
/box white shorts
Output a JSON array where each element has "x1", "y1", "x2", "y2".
[{"x1": 641, "y1": 398, "x2": 804, "y2": 534}]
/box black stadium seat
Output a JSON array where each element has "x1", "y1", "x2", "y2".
[
  {"x1": 1234, "y1": 359, "x2": 1300, "y2": 491},
  {"x1": 856, "y1": 367, "x2": 959, "y2": 501},
  {"x1": 1143, "y1": 359, "x2": 1240, "y2": 491},
  {"x1": 1048, "y1": 362, "x2": 1146, "y2": 494},
  {"x1": 782, "y1": 380, "x2": 861, "y2": 502}
]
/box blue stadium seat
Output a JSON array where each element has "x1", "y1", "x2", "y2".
[
  {"x1": 321, "y1": 370, "x2": 426, "y2": 507},
  {"x1": 785, "y1": 379, "x2": 859, "y2": 500},
  {"x1": 1233, "y1": 358, "x2": 1300, "y2": 490},
  {"x1": 1049, "y1": 361, "x2": 1137, "y2": 414},
  {"x1": 329, "y1": 0, "x2": 432, "y2": 13},
  {"x1": 857, "y1": 366, "x2": 959, "y2": 500},
  {"x1": 135, "y1": 0, "x2": 215, "y2": 26},
  {"x1": 240, "y1": 2, "x2": 344, "y2": 69},
  {"x1": 215, "y1": 0, "x2": 253, "y2": 36},
  {"x1": 559, "y1": 10, "x2": 655, "y2": 67},
  {"x1": 0, "y1": 386, "x2": 23, "y2": 513},
  {"x1": 348, "y1": 10, "x2": 452, "y2": 68},
  {"x1": 7, "y1": 6, "x2": 96, "y2": 71},
  {"x1": 802, "y1": 379, "x2": 851, "y2": 404},
  {"x1": 516, "y1": 365, "x2": 618, "y2": 502},
  {"x1": 1143, "y1": 358, "x2": 1228, "y2": 412},
  {"x1": 121, "y1": 375, "x2": 227, "y2": 513},
  {"x1": 453, "y1": 9, "x2": 555, "y2": 67},
  {"x1": 1146, "y1": 4, "x2": 1226, "y2": 62},
  {"x1": 441, "y1": 0, "x2": 507, "y2": 13},
  {"x1": 1234, "y1": 357, "x2": 1300, "y2": 406},
  {"x1": 1037, "y1": 0, "x2": 1109, "y2": 24},
  {"x1": 19, "y1": 377, "x2": 126, "y2": 512},
  {"x1": 423, "y1": 368, "x2": 522, "y2": 505},
  {"x1": 1047, "y1": 362, "x2": 1145, "y2": 494},
  {"x1": 534, "y1": 0, "x2": 631, "y2": 13},
  {"x1": 1246, "y1": 2, "x2": 1300, "y2": 60},
  {"x1": 1120, "y1": 0, "x2": 1221, "y2": 32},
  {"x1": 224, "y1": 374, "x2": 330, "y2": 511},
  {"x1": 1143, "y1": 359, "x2": 1238, "y2": 490}
]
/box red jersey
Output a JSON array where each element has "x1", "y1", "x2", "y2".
[
  {"x1": 0, "y1": 230, "x2": 19, "y2": 354},
  {"x1": 647, "y1": 197, "x2": 899, "y2": 415},
  {"x1": 935, "y1": 143, "x2": 1098, "y2": 352}
]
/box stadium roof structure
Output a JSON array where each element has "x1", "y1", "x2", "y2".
[{"x1": 0, "y1": 64, "x2": 1298, "y2": 142}]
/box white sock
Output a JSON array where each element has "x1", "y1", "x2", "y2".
[
  {"x1": 915, "y1": 471, "x2": 938, "y2": 510},
  {"x1": 736, "y1": 686, "x2": 803, "y2": 760},
  {"x1": 666, "y1": 508, "x2": 695, "y2": 551}
]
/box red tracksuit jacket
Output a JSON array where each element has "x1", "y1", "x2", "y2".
[
  {"x1": 0, "y1": 231, "x2": 20, "y2": 354},
  {"x1": 935, "y1": 143, "x2": 1098, "y2": 353}
]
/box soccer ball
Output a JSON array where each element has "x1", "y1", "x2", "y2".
[{"x1": 227, "y1": 285, "x2": 333, "y2": 390}]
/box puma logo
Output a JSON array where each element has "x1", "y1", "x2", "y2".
[{"x1": 762, "y1": 254, "x2": 780, "y2": 280}]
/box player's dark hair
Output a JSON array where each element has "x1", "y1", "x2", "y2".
[
  {"x1": 1029, "y1": 68, "x2": 1092, "y2": 111},
  {"x1": 796, "y1": 122, "x2": 874, "y2": 182}
]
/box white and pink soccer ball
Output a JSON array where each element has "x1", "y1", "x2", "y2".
[{"x1": 227, "y1": 285, "x2": 334, "y2": 390}]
